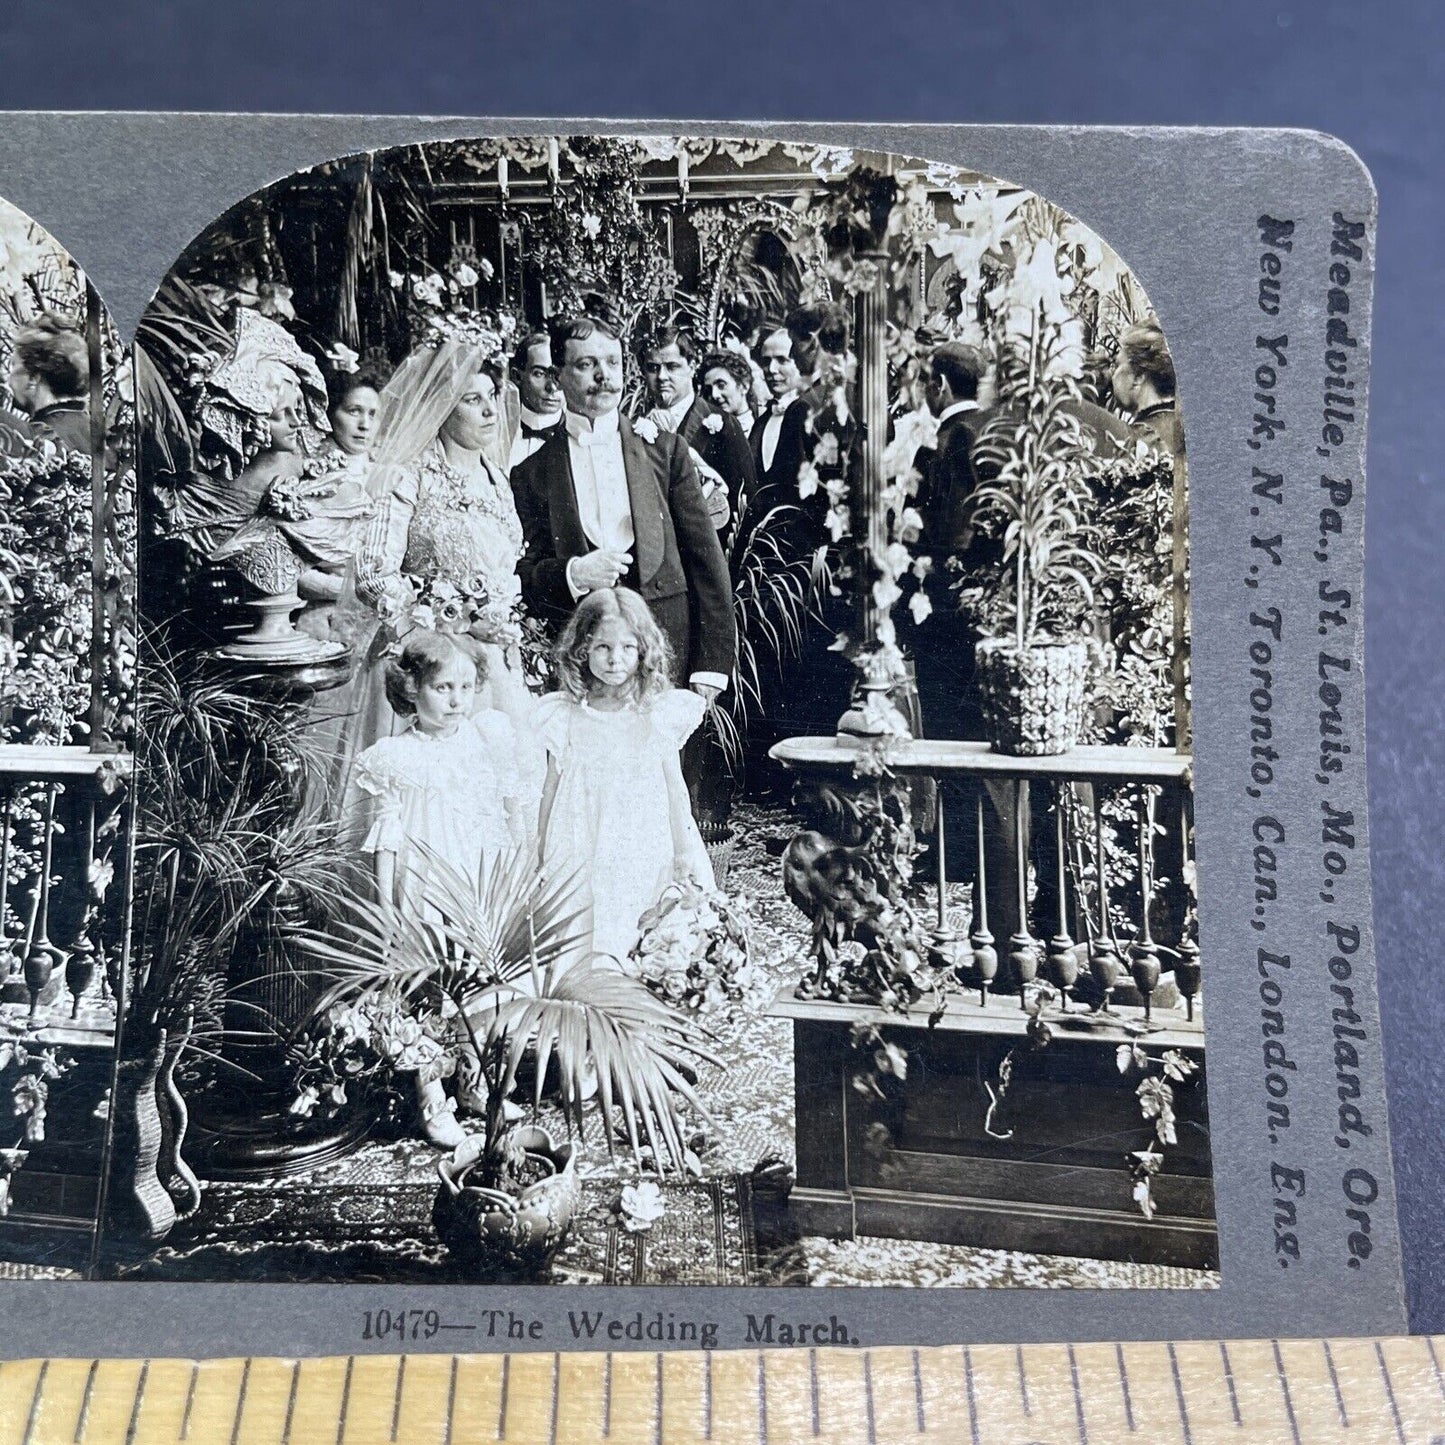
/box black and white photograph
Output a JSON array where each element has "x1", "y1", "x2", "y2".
[
  {"x1": 112, "y1": 132, "x2": 1208, "y2": 1290},
  {"x1": 0, "y1": 194, "x2": 135, "y2": 1277}
]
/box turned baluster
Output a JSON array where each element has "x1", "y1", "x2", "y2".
[
  {"x1": 1174, "y1": 788, "x2": 1202, "y2": 1020},
  {"x1": 1008, "y1": 780, "x2": 1040, "y2": 1006},
  {"x1": 970, "y1": 789, "x2": 997, "y2": 1006},
  {"x1": 1046, "y1": 783, "x2": 1079, "y2": 1009},
  {"x1": 1129, "y1": 786, "x2": 1161, "y2": 1021},
  {"x1": 1088, "y1": 787, "x2": 1122, "y2": 1008},
  {"x1": 0, "y1": 787, "x2": 15, "y2": 992},
  {"x1": 24, "y1": 782, "x2": 65, "y2": 1020},
  {"x1": 933, "y1": 784, "x2": 961, "y2": 945},
  {"x1": 65, "y1": 793, "x2": 98, "y2": 1016}
]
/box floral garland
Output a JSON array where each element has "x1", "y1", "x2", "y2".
[
  {"x1": 520, "y1": 137, "x2": 679, "y2": 341},
  {"x1": 0, "y1": 1027, "x2": 72, "y2": 1218},
  {"x1": 1117, "y1": 1041, "x2": 1201, "y2": 1220},
  {"x1": 0, "y1": 433, "x2": 95, "y2": 744},
  {"x1": 391, "y1": 248, "x2": 519, "y2": 364}
]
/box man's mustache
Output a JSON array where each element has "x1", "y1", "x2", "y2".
[{"x1": 587, "y1": 383, "x2": 622, "y2": 395}]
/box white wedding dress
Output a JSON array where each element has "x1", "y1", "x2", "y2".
[{"x1": 328, "y1": 340, "x2": 542, "y2": 824}]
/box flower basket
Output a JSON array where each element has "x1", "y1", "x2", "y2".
[
  {"x1": 700, "y1": 823, "x2": 737, "y2": 891},
  {"x1": 626, "y1": 877, "x2": 760, "y2": 1015},
  {"x1": 975, "y1": 637, "x2": 1089, "y2": 756}
]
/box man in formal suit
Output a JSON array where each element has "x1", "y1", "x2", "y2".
[
  {"x1": 511, "y1": 315, "x2": 736, "y2": 703},
  {"x1": 640, "y1": 327, "x2": 755, "y2": 537},
  {"x1": 748, "y1": 326, "x2": 812, "y2": 514},
  {"x1": 507, "y1": 330, "x2": 566, "y2": 471},
  {"x1": 905, "y1": 342, "x2": 1017, "y2": 931},
  {"x1": 918, "y1": 341, "x2": 991, "y2": 557},
  {"x1": 6, "y1": 311, "x2": 91, "y2": 454}
]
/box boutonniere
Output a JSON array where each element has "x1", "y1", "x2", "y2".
[
  {"x1": 632, "y1": 417, "x2": 661, "y2": 444},
  {"x1": 702, "y1": 412, "x2": 724, "y2": 434}
]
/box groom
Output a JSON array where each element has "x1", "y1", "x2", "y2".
[{"x1": 511, "y1": 314, "x2": 736, "y2": 699}]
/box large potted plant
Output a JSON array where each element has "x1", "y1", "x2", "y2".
[
  {"x1": 106, "y1": 641, "x2": 364, "y2": 1262},
  {"x1": 300, "y1": 845, "x2": 715, "y2": 1281},
  {"x1": 963, "y1": 304, "x2": 1106, "y2": 756}
]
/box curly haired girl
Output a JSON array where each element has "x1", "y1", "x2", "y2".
[{"x1": 536, "y1": 588, "x2": 712, "y2": 963}]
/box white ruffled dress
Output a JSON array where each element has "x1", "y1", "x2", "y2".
[
  {"x1": 537, "y1": 689, "x2": 713, "y2": 964},
  {"x1": 351, "y1": 709, "x2": 522, "y2": 913}
]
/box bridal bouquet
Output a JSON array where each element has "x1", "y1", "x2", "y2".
[
  {"x1": 382, "y1": 572, "x2": 521, "y2": 650},
  {"x1": 625, "y1": 877, "x2": 762, "y2": 1015}
]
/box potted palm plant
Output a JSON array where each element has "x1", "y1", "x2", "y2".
[
  {"x1": 300, "y1": 844, "x2": 715, "y2": 1281},
  {"x1": 965, "y1": 306, "x2": 1106, "y2": 756},
  {"x1": 106, "y1": 639, "x2": 365, "y2": 1262}
]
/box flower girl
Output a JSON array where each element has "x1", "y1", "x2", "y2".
[
  {"x1": 350, "y1": 630, "x2": 526, "y2": 1145},
  {"x1": 536, "y1": 588, "x2": 713, "y2": 965}
]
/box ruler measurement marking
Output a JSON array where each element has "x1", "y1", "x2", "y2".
[
  {"x1": 808, "y1": 1348, "x2": 819, "y2": 1437},
  {"x1": 1429, "y1": 1335, "x2": 1445, "y2": 1403},
  {"x1": 390, "y1": 1355, "x2": 406, "y2": 1442},
  {"x1": 912, "y1": 1347, "x2": 926, "y2": 1434},
  {"x1": 73, "y1": 1359, "x2": 98, "y2": 1443},
  {"x1": 863, "y1": 1349, "x2": 877, "y2": 1444},
  {"x1": 1322, "y1": 1339, "x2": 1348, "y2": 1427},
  {"x1": 444, "y1": 1355, "x2": 457, "y2": 1445},
  {"x1": 757, "y1": 1351, "x2": 769, "y2": 1444},
  {"x1": 604, "y1": 1352, "x2": 613, "y2": 1440},
  {"x1": 962, "y1": 1347, "x2": 980, "y2": 1445},
  {"x1": 336, "y1": 1355, "x2": 354, "y2": 1445},
  {"x1": 550, "y1": 1352, "x2": 561, "y2": 1445},
  {"x1": 1218, "y1": 1341, "x2": 1242, "y2": 1427},
  {"x1": 281, "y1": 1360, "x2": 300, "y2": 1445},
  {"x1": 1271, "y1": 1341, "x2": 1300, "y2": 1445},
  {"x1": 1115, "y1": 1342, "x2": 1136, "y2": 1431},
  {"x1": 123, "y1": 1360, "x2": 149, "y2": 1445},
  {"x1": 19, "y1": 1336, "x2": 1445, "y2": 1444},
  {"x1": 702, "y1": 1350, "x2": 711, "y2": 1440},
  {"x1": 1068, "y1": 1343, "x2": 1089, "y2": 1443},
  {"x1": 22, "y1": 1358, "x2": 48, "y2": 1445},
  {"x1": 227, "y1": 1357, "x2": 249, "y2": 1445},
  {"x1": 1375, "y1": 1340, "x2": 1406, "y2": 1444},
  {"x1": 1167, "y1": 1342, "x2": 1193, "y2": 1445}
]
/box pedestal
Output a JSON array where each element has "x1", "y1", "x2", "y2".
[
  {"x1": 188, "y1": 645, "x2": 360, "y2": 1179},
  {"x1": 772, "y1": 992, "x2": 1217, "y2": 1270}
]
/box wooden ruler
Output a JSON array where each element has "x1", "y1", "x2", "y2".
[{"x1": 1, "y1": 1336, "x2": 1442, "y2": 1443}]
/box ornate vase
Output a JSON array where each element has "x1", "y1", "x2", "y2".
[
  {"x1": 432, "y1": 1126, "x2": 580, "y2": 1280},
  {"x1": 975, "y1": 638, "x2": 1090, "y2": 756},
  {"x1": 103, "y1": 1032, "x2": 176, "y2": 1258}
]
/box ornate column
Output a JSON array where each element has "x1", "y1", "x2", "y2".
[{"x1": 853, "y1": 248, "x2": 891, "y2": 658}]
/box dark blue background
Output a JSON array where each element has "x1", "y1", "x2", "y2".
[{"x1": 2, "y1": 0, "x2": 1440, "y2": 1331}]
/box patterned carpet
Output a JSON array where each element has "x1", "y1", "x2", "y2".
[{"x1": 125, "y1": 804, "x2": 1218, "y2": 1291}]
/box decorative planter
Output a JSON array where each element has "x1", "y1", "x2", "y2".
[
  {"x1": 769, "y1": 992, "x2": 1216, "y2": 1270},
  {"x1": 432, "y1": 1125, "x2": 580, "y2": 1280},
  {"x1": 975, "y1": 638, "x2": 1090, "y2": 756},
  {"x1": 103, "y1": 1033, "x2": 177, "y2": 1259}
]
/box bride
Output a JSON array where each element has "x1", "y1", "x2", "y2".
[{"x1": 333, "y1": 336, "x2": 540, "y2": 808}]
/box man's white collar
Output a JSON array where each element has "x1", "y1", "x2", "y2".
[
  {"x1": 565, "y1": 407, "x2": 621, "y2": 442},
  {"x1": 520, "y1": 403, "x2": 563, "y2": 430},
  {"x1": 939, "y1": 399, "x2": 979, "y2": 424}
]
